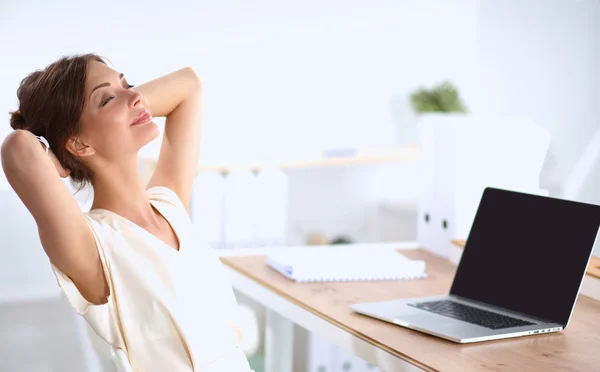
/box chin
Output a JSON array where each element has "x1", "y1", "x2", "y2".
[
  {"x1": 148, "y1": 121, "x2": 161, "y2": 138},
  {"x1": 137, "y1": 121, "x2": 161, "y2": 148}
]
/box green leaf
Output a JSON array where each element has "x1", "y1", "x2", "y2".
[{"x1": 409, "y1": 81, "x2": 468, "y2": 114}]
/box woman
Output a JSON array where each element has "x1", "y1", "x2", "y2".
[{"x1": 1, "y1": 54, "x2": 253, "y2": 371}]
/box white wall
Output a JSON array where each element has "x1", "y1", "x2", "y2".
[
  {"x1": 478, "y1": 0, "x2": 600, "y2": 198},
  {"x1": 0, "y1": 0, "x2": 479, "y2": 243},
  {"x1": 0, "y1": 0, "x2": 479, "y2": 161},
  {"x1": 477, "y1": 0, "x2": 600, "y2": 255},
  {"x1": 583, "y1": 1, "x2": 600, "y2": 229}
]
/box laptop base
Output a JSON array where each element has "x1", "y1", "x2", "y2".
[{"x1": 350, "y1": 295, "x2": 563, "y2": 343}]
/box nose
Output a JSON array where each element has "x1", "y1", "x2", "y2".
[{"x1": 130, "y1": 90, "x2": 143, "y2": 108}]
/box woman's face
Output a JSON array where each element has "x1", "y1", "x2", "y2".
[{"x1": 78, "y1": 61, "x2": 159, "y2": 162}]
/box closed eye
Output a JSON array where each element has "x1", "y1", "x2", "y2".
[{"x1": 101, "y1": 84, "x2": 135, "y2": 107}]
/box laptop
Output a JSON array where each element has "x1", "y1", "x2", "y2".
[{"x1": 350, "y1": 187, "x2": 600, "y2": 343}]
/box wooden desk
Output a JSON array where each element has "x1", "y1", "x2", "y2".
[
  {"x1": 222, "y1": 249, "x2": 600, "y2": 372},
  {"x1": 586, "y1": 256, "x2": 600, "y2": 279}
]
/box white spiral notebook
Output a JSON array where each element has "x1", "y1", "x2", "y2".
[{"x1": 266, "y1": 248, "x2": 426, "y2": 283}]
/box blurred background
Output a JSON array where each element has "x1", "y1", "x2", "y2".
[{"x1": 1, "y1": 0, "x2": 599, "y2": 371}]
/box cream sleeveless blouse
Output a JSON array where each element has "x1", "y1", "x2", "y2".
[{"x1": 50, "y1": 186, "x2": 253, "y2": 371}]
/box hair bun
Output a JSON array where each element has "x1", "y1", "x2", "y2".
[{"x1": 9, "y1": 110, "x2": 28, "y2": 130}]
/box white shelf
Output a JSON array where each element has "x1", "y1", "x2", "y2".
[{"x1": 139, "y1": 145, "x2": 419, "y2": 174}]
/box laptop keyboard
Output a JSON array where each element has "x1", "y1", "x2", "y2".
[{"x1": 408, "y1": 300, "x2": 535, "y2": 330}]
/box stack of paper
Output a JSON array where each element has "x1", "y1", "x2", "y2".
[{"x1": 266, "y1": 249, "x2": 426, "y2": 283}]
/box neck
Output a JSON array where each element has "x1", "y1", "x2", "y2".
[{"x1": 90, "y1": 155, "x2": 159, "y2": 228}]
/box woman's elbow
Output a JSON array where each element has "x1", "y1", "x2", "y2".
[{"x1": 183, "y1": 66, "x2": 202, "y2": 92}]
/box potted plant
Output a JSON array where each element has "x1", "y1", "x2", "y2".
[
  {"x1": 389, "y1": 81, "x2": 468, "y2": 145},
  {"x1": 410, "y1": 80, "x2": 468, "y2": 115}
]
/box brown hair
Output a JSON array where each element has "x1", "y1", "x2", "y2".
[{"x1": 9, "y1": 53, "x2": 107, "y2": 191}]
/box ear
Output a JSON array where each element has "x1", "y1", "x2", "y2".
[{"x1": 66, "y1": 136, "x2": 96, "y2": 157}]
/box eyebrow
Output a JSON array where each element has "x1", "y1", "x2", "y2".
[{"x1": 89, "y1": 73, "x2": 125, "y2": 100}]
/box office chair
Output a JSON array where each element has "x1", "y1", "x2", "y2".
[{"x1": 112, "y1": 347, "x2": 134, "y2": 372}]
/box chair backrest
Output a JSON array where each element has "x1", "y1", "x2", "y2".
[
  {"x1": 111, "y1": 348, "x2": 134, "y2": 372},
  {"x1": 87, "y1": 321, "x2": 133, "y2": 372}
]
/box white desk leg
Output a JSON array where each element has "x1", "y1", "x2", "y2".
[
  {"x1": 375, "y1": 348, "x2": 423, "y2": 372},
  {"x1": 265, "y1": 309, "x2": 294, "y2": 372}
]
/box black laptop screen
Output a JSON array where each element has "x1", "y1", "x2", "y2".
[{"x1": 450, "y1": 188, "x2": 600, "y2": 325}]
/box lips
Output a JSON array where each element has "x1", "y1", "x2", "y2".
[{"x1": 131, "y1": 109, "x2": 152, "y2": 126}]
